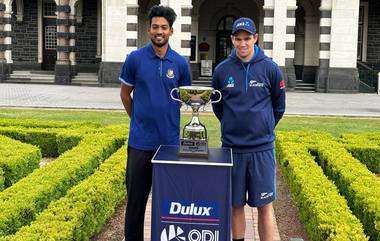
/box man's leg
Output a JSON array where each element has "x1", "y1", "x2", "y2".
[
  {"x1": 257, "y1": 203, "x2": 274, "y2": 241},
  {"x1": 247, "y1": 150, "x2": 276, "y2": 241},
  {"x1": 231, "y1": 152, "x2": 248, "y2": 240},
  {"x1": 124, "y1": 147, "x2": 155, "y2": 241},
  {"x1": 232, "y1": 206, "x2": 246, "y2": 240}
]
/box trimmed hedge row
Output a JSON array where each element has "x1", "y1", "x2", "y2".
[
  {"x1": 313, "y1": 139, "x2": 380, "y2": 241},
  {"x1": 0, "y1": 134, "x2": 124, "y2": 237},
  {"x1": 0, "y1": 125, "x2": 106, "y2": 157},
  {"x1": 276, "y1": 133, "x2": 368, "y2": 241},
  {"x1": 0, "y1": 118, "x2": 100, "y2": 129},
  {"x1": 0, "y1": 135, "x2": 41, "y2": 191},
  {"x1": 0, "y1": 127, "x2": 64, "y2": 157},
  {"x1": 339, "y1": 133, "x2": 380, "y2": 173},
  {"x1": 2, "y1": 145, "x2": 127, "y2": 241}
]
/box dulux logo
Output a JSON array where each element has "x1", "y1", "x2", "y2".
[
  {"x1": 162, "y1": 200, "x2": 219, "y2": 219},
  {"x1": 169, "y1": 202, "x2": 211, "y2": 216}
]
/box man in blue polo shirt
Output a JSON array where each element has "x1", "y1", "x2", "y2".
[{"x1": 119, "y1": 5, "x2": 191, "y2": 241}]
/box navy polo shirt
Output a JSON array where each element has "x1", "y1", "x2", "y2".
[{"x1": 119, "y1": 44, "x2": 191, "y2": 151}]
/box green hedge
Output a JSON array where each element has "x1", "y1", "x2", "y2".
[
  {"x1": 339, "y1": 133, "x2": 380, "y2": 173},
  {"x1": 276, "y1": 132, "x2": 368, "y2": 241},
  {"x1": 0, "y1": 168, "x2": 4, "y2": 191},
  {"x1": 0, "y1": 118, "x2": 100, "y2": 129},
  {"x1": 2, "y1": 145, "x2": 127, "y2": 241},
  {"x1": 0, "y1": 127, "x2": 62, "y2": 157},
  {"x1": 313, "y1": 139, "x2": 380, "y2": 241},
  {"x1": 0, "y1": 134, "x2": 123, "y2": 237},
  {"x1": 0, "y1": 125, "x2": 106, "y2": 157},
  {"x1": 0, "y1": 135, "x2": 41, "y2": 191}
]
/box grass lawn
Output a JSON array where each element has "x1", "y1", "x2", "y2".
[{"x1": 1, "y1": 107, "x2": 380, "y2": 148}]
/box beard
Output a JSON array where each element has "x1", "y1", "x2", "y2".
[{"x1": 151, "y1": 35, "x2": 169, "y2": 48}]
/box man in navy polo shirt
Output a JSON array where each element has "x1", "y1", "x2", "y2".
[
  {"x1": 119, "y1": 5, "x2": 191, "y2": 241},
  {"x1": 212, "y1": 17, "x2": 286, "y2": 241}
]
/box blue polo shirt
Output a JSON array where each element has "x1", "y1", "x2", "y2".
[{"x1": 119, "y1": 44, "x2": 191, "y2": 151}]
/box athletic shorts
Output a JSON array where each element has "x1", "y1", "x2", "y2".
[{"x1": 232, "y1": 149, "x2": 276, "y2": 208}]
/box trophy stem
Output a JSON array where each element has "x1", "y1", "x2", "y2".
[{"x1": 191, "y1": 103, "x2": 200, "y2": 125}]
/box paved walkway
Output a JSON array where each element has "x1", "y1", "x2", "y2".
[{"x1": 1, "y1": 83, "x2": 380, "y2": 116}]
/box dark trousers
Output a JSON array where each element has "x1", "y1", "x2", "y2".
[{"x1": 124, "y1": 146, "x2": 156, "y2": 241}]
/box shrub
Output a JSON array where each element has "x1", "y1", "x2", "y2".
[{"x1": 0, "y1": 135, "x2": 41, "y2": 190}]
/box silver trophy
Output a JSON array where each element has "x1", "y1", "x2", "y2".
[{"x1": 171, "y1": 86, "x2": 222, "y2": 157}]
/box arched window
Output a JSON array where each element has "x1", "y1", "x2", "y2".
[{"x1": 216, "y1": 15, "x2": 236, "y2": 31}]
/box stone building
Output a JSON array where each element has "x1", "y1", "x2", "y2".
[{"x1": 0, "y1": 0, "x2": 378, "y2": 92}]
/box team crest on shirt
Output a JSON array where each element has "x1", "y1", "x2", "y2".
[
  {"x1": 226, "y1": 76, "x2": 235, "y2": 88},
  {"x1": 166, "y1": 69, "x2": 175, "y2": 79}
]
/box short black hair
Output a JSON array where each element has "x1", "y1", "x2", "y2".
[{"x1": 148, "y1": 5, "x2": 177, "y2": 28}]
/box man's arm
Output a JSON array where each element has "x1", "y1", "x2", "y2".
[
  {"x1": 211, "y1": 68, "x2": 223, "y2": 121},
  {"x1": 120, "y1": 83, "x2": 133, "y2": 117},
  {"x1": 270, "y1": 66, "x2": 286, "y2": 126}
]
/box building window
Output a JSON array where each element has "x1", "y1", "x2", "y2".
[
  {"x1": 44, "y1": 0, "x2": 57, "y2": 18},
  {"x1": 217, "y1": 15, "x2": 236, "y2": 31},
  {"x1": 45, "y1": 25, "x2": 57, "y2": 50},
  {"x1": 190, "y1": 36, "x2": 196, "y2": 61}
]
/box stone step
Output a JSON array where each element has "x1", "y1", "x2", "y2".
[
  {"x1": 6, "y1": 78, "x2": 55, "y2": 84},
  {"x1": 70, "y1": 82, "x2": 100, "y2": 87},
  {"x1": 296, "y1": 83, "x2": 315, "y2": 86},
  {"x1": 10, "y1": 75, "x2": 55, "y2": 80},
  {"x1": 75, "y1": 74, "x2": 98, "y2": 77},
  {"x1": 71, "y1": 77, "x2": 98, "y2": 82},
  {"x1": 295, "y1": 86, "x2": 316, "y2": 92}
]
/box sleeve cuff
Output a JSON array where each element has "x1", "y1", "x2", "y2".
[{"x1": 119, "y1": 77, "x2": 134, "y2": 87}]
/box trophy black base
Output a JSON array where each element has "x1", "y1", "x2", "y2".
[{"x1": 178, "y1": 139, "x2": 208, "y2": 157}]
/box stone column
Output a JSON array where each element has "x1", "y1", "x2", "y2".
[
  {"x1": 262, "y1": 4, "x2": 274, "y2": 58},
  {"x1": 126, "y1": 2, "x2": 138, "y2": 53},
  {"x1": 284, "y1": 2, "x2": 297, "y2": 90},
  {"x1": 166, "y1": 0, "x2": 192, "y2": 59},
  {"x1": 69, "y1": 11, "x2": 77, "y2": 76},
  {"x1": 316, "y1": 0, "x2": 332, "y2": 92},
  {"x1": 0, "y1": 0, "x2": 8, "y2": 81},
  {"x1": 4, "y1": 1, "x2": 11, "y2": 72},
  {"x1": 98, "y1": 0, "x2": 128, "y2": 85},
  {"x1": 55, "y1": 0, "x2": 71, "y2": 84},
  {"x1": 327, "y1": 0, "x2": 360, "y2": 93}
]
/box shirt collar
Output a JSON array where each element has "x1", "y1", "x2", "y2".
[{"x1": 147, "y1": 43, "x2": 175, "y2": 62}]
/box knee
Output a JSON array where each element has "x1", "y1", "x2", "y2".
[
  {"x1": 232, "y1": 206, "x2": 244, "y2": 217},
  {"x1": 257, "y1": 203, "x2": 273, "y2": 216}
]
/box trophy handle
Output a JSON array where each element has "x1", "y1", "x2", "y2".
[
  {"x1": 170, "y1": 88, "x2": 181, "y2": 102},
  {"x1": 210, "y1": 89, "x2": 222, "y2": 104}
]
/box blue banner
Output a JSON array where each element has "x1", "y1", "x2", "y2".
[{"x1": 152, "y1": 146, "x2": 232, "y2": 241}]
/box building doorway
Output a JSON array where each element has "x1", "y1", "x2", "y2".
[
  {"x1": 42, "y1": 0, "x2": 56, "y2": 70},
  {"x1": 215, "y1": 15, "x2": 236, "y2": 64}
]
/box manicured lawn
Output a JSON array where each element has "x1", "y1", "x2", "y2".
[{"x1": 1, "y1": 107, "x2": 380, "y2": 148}]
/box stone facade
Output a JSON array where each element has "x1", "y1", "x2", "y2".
[
  {"x1": 367, "y1": 0, "x2": 380, "y2": 65},
  {"x1": 0, "y1": 0, "x2": 378, "y2": 92},
  {"x1": 11, "y1": 0, "x2": 38, "y2": 67},
  {"x1": 75, "y1": 0, "x2": 98, "y2": 66}
]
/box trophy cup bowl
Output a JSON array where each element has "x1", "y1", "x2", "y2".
[{"x1": 171, "y1": 86, "x2": 221, "y2": 157}]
